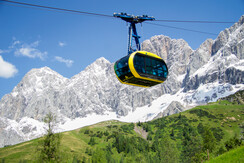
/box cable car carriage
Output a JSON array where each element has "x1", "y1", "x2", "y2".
[
  {"x1": 114, "y1": 51, "x2": 168, "y2": 87},
  {"x1": 113, "y1": 13, "x2": 168, "y2": 87}
]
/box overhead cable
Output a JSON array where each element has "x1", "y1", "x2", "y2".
[
  {"x1": 1, "y1": 0, "x2": 236, "y2": 24},
  {"x1": 145, "y1": 22, "x2": 218, "y2": 36},
  {"x1": 155, "y1": 19, "x2": 235, "y2": 24},
  {"x1": 0, "y1": 0, "x2": 114, "y2": 18},
  {"x1": 0, "y1": 0, "x2": 233, "y2": 36}
]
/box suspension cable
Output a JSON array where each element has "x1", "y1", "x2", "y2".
[
  {"x1": 0, "y1": 0, "x2": 234, "y2": 36},
  {"x1": 0, "y1": 0, "x2": 114, "y2": 18},
  {"x1": 145, "y1": 22, "x2": 218, "y2": 36},
  {"x1": 0, "y1": 0, "x2": 236, "y2": 24},
  {"x1": 155, "y1": 19, "x2": 235, "y2": 24}
]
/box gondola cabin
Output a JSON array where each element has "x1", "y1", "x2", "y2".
[{"x1": 114, "y1": 51, "x2": 168, "y2": 87}]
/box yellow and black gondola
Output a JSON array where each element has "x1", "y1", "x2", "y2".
[
  {"x1": 113, "y1": 13, "x2": 168, "y2": 87},
  {"x1": 114, "y1": 51, "x2": 168, "y2": 87}
]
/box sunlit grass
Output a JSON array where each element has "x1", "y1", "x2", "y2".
[{"x1": 207, "y1": 145, "x2": 244, "y2": 163}]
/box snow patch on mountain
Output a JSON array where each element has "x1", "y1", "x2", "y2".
[
  {"x1": 7, "y1": 82, "x2": 242, "y2": 138},
  {"x1": 4, "y1": 117, "x2": 46, "y2": 141},
  {"x1": 1, "y1": 81, "x2": 243, "y2": 147},
  {"x1": 228, "y1": 58, "x2": 244, "y2": 71},
  {"x1": 183, "y1": 82, "x2": 244, "y2": 105},
  {"x1": 58, "y1": 82, "x2": 243, "y2": 131}
]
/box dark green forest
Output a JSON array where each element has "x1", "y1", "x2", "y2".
[{"x1": 78, "y1": 91, "x2": 244, "y2": 163}]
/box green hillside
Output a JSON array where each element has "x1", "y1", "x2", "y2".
[
  {"x1": 206, "y1": 145, "x2": 244, "y2": 163},
  {"x1": 0, "y1": 91, "x2": 243, "y2": 162}
]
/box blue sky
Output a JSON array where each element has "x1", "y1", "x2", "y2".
[{"x1": 0, "y1": 0, "x2": 243, "y2": 98}]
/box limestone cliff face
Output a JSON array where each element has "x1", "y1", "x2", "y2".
[
  {"x1": 142, "y1": 35, "x2": 194, "y2": 95},
  {"x1": 183, "y1": 15, "x2": 244, "y2": 92},
  {"x1": 154, "y1": 101, "x2": 185, "y2": 119}
]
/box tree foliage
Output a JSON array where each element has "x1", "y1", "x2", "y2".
[
  {"x1": 225, "y1": 134, "x2": 243, "y2": 151},
  {"x1": 181, "y1": 125, "x2": 203, "y2": 163},
  {"x1": 158, "y1": 134, "x2": 180, "y2": 163},
  {"x1": 36, "y1": 112, "x2": 61, "y2": 162},
  {"x1": 88, "y1": 137, "x2": 96, "y2": 146},
  {"x1": 203, "y1": 127, "x2": 216, "y2": 152},
  {"x1": 31, "y1": 103, "x2": 243, "y2": 162}
]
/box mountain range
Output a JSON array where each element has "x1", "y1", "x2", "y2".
[{"x1": 0, "y1": 15, "x2": 243, "y2": 148}]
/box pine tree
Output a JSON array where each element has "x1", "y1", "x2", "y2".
[
  {"x1": 1, "y1": 158, "x2": 5, "y2": 163},
  {"x1": 82, "y1": 156, "x2": 86, "y2": 163},
  {"x1": 106, "y1": 143, "x2": 112, "y2": 154},
  {"x1": 170, "y1": 129, "x2": 175, "y2": 139},
  {"x1": 120, "y1": 155, "x2": 124, "y2": 163},
  {"x1": 85, "y1": 147, "x2": 89, "y2": 154},
  {"x1": 36, "y1": 112, "x2": 61, "y2": 162},
  {"x1": 181, "y1": 125, "x2": 203, "y2": 163},
  {"x1": 106, "y1": 150, "x2": 114, "y2": 163},
  {"x1": 203, "y1": 127, "x2": 216, "y2": 152},
  {"x1": 159, "y1": 134, "x2": 180, "y2": 163},
  {"x1": 92, "y1": 148, "x2": 106, "y2": 163},
  {"x1": 225, "y1": 134, "x2": 242, "y2": 151},
  {"x1": 88, "y1": 137, "x2": 96, "y2": 146},
  {"x1": 147, "y1": 132, "x2": 153, "y2": 141},
  {"x1": 72, "y1": 156, "x2": 81, "y2": 163},
  {"x1": 197, "y1": 123, "x2": 204, "y2": 135}
]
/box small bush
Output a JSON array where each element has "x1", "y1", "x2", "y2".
[{"x1": 84, "y1": 129, "x2": 90, "y2": 134}]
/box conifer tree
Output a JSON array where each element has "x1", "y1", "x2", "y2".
[
  {"x1": 120, "y1": 155, "x2": 124, "y2": 163},
  {"x1": 159, "y1": 134, "x2": 179, "y2": 163},
  {"x1": 92, "y1": 148, "x2": 106, "y2": 163},
  {"x1": 36, "y1": 112, "x2": 61, "y2": 162},
  {"x1": 181, "y1": 125, "x2": 203, "y2": 163},
  {"x1": 203, "y1": 127, "x2": 216, "y2": 152},
  {"x1": 88, "y1": 137, "x2": 96, "y2": 146}
]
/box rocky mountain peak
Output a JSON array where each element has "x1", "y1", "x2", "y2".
[
  {"x1": 12, "y1": 67, "x2": 67, "y2": 97},
  {"x1": 27, "y1": 66, "x2": 58, "y2": 76},
  {"x1": 237, "y1": 15, "x2": 244, "y2": 26},
  {"x1": 95, "y1": 57, "x2": 110, "y2": 64},
  {"x1": 212, "y1": 15, "x2": 244, "y2": 57},
  {"x1": 142, "y1": 35, "x2": 193, "y2": 63},
  {"x1": 185, "y1": 39, "x2": 213, "y2": 76},
  {"x1": 85, "y1": 57, "x2": 111, "y2": 70},
  {"x1": 71, "y1": 57, "x2": 111, "y2": 82},
  {"x1": 183, "y1": 15, "x2": 244, "y2": 92}
]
